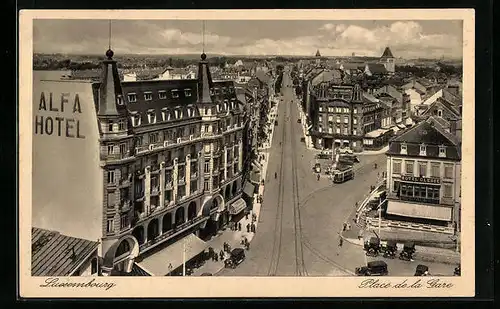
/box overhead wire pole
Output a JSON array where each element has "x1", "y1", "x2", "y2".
[{"x1": 108, "y1": 20, "x2": 112, "y2": 50}]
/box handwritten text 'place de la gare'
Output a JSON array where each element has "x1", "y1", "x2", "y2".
[{"x1": 359, "y1": 279, "x2": 454, "y2": 289}]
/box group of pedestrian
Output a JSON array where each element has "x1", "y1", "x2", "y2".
[
  {"x1": 256, "y1": 195, "x2": 263, "y2": 204},
  {"x1": 208, "y1": 247, "x2": 219, "y2": 262},
  {"x1": 230, "y1": 222, "x2": 242, "y2": 231},
  {"x1": 342, "y1": 222, "x2": 351, "y2": 232}
]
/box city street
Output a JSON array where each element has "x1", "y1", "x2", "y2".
[{"x1": 218, "y1": 67, "x2": 387, "y2": 276}]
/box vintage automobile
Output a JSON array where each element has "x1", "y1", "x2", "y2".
[
  {"x1": 355, "y1": 260, "x2": 389, "y2": 276},
  {"x1": 224, "y1": 248, "x2": 246, "y2": 269},
  {"x1": 414, "y1": 264, "x2": 429, "y2": 276},
  {"x1": 399, "y1": 242, "x2": 416, "y2": 261},
  {"x1": 382, "y1": 240, "x2": 398, "y2": 259},
  {"x1": 364, "y1": 237, "x2": 381, "y2": 257}
]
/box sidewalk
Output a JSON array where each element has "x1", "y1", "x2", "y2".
[{"x1": 191, "y1": 149, "x2": 271, "y2": 276}]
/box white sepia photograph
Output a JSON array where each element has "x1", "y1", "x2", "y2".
[{"x1": 19, "y1": 9, "x2": 475, "y2": 298}]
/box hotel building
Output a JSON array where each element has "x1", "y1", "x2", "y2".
[
  {"x1": 384, "y1": 116, "x2": 461, "y2": 234},
  {"x1": 32, "y1": 49, "x2": 252, "y2": 276}
]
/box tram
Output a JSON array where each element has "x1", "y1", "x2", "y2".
[{"x1": 332, "y1": 164, "x2": 354, "y2": 183}]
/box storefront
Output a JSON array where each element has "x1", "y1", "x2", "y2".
[{"x1": 385, "y1": 200, "x2": 452, "y2": 226}]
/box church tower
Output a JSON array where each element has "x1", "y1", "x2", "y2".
[
  {"x1": 379, "y1": 47, "x2": 395, "y2": 73},
  {"x1": 315, "y1": 49, "x2": 322, "y2": 67}
]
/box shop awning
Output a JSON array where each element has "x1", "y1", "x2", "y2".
[
  {"x1": 137, "y1": 233, "x2": 208, "y2": 276},
  {"x1": 391, "y1": 126, "x2": 400, "y2": 133},
  {"x1": 386, "y1": 201, "x2": 452, "y2": 222},
  {"x1": 397, "y1": 123, "x2": 406, "y2": 129},
  {"x1": 229, "y1": 198, "x2": 247, "y2": 215},
  {"x1": 334, "y1": 139, "x2": 342, "y2": 143},
  {"x1": 364, "y1": 129, "x2": 389, "y2": 138},
  {"x1": 243, "y1": 181, "x2": 257, "y2": 198}
]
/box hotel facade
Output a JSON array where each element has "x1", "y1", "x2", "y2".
[{"x1": 32, "y1": 50, "x2": 254, "y2": 276}]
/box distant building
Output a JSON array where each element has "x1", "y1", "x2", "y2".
[
  {"x1": 364, "y1": 63, "x2": 388, "y2": 76},
  {"x1": 379, "y1": 47, "x2": 396, "y2": 73}
]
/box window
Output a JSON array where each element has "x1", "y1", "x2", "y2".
[
  {"x1": 174, "y1": 110, "x2": 179, "y2": 119},
  {"x1": 336, "y1": 116, "x2": 341, "y2": 123},
  {"x1": 437, "y1": 109, "x2": 443, "y2": 117},
  {"x1": 191, "y1": 180, "x2": 198, "y2": 192},
  {"x1": 443, "y1": 184, "x2": 453, "y2": 198},
  {"x1": 393, "y1": 180, "x2": 400, "y2": 193},
  {"x1": 204, "y1": 160, "x2": 210, "y2": 173},
  {"x1": 120, "y1": 214, "x2": 128, "y2": 229},
  {"x1": 318, "y1": 116, "x2": 322, "y2": 123},
  {"x1": 444, "y1": 164, "x2": 453, "y2": 178},
  {"x1": 352, "y1": 141, "x2": 357, "y2": 147},
  {"x1": 149, "y1": 133, "x2": 159, "y2": 143},
  {"x1": 328, "y1": 127, "x2": 333, "y2": 133},
  {"x1": 135, "y1": 135, "x2": 143, "y2": 146},
  {"x1": 119, "y1": 143, "x2": 127, "y2": 154},
  {"x1": 393, "y1": 160, "x2": 402, "y2": 174},
  {"x1": 353, "y1": 129, "x2": 357, "y2": 135},
  {"x1": 401, "y1": 143, "x2": 407, "y2": 154},
  {"x1": 319, "y1": 106, "x2": 323, "y2": 112},
  {"x1": 431, "y1": 163, "x2": 440, "y2": 178},
  {"x1": 171, "y1": 90, "x2": 180, "y2": 98},
  {"x1": 159, "y1": 91, "x2": 167, "y2": 99},
  {"x1": 144, "y1": 92, "x2": 153, "y2": 101},
  {"x1": 118, "y1": 120, "x2": 125, "y2": 131},
  {"x1": 184, "y1": 89, "x2": 192, "y2": 97},
  {"x1": 418, "y1": 162, "x2": 427, "y2": 177},
  {"x1": 353, "y1": 108, "x2": 357, "y2": 114},
  {"x1": 127, "y1": 93, "x2": 137, "y2": 103},
  {"x1": 106, "y1": 218, "x2": 114, "y2": 233},
  {"x1": 336, "y1": 127, "x2": 340, "y2": 134},
  {"x1": 353, "y1": 118, "x2": 357, "y2": 125},
  {"x1": 439, "y1": 146, "x2": 446, "y2": 157},
  {"x1": 108, "y1": 121, "x2": 114, "y2": 132},
  {"x1": 318, "y1": 127, "x2": 323, "y2": 133},
  {"x1": 343, "y1": 128, "x2": 348, "y2": 135},
  {"x1": 107, "y1": 145, "x2": 114, "y2": 155},
  {"x1": 148, "y1": 112, "x2": 156, "y2": 124},
  {"x1": 405, "y1": 160, "x2": 414, "y2": 175},
  {"x1": 204, "y1": 180, "x2": 210, "y2": 191},
  {"x1": 132, "y1": 115, "x2": 141, "y2": 127},
  {"x1": 419, "y1": 144, "x2": 427, "y2": 156},
  {"x1": 116, "y1": 95, "x2": 124, "y2": 106},
  {"x1": 344, "y1": 116, "x2": 349, "y2": 124},
  {"x1": 328, "y1": 115, "x2": 333, "y2": 122},
  {"x1": 107, "y1": 192, "x2": 114, "y2": 208},
  {"x1": 344, "y1": 108, "x2": 349, "y2": 114}
]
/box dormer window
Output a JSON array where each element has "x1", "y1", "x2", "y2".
[
  {"x1": 187, "y1": 108, "x2": 192, "y2": 117},
  {"x1": 147, "y1": 110, "x2": 156, "y2": 124},
  {"x1": 131, "y1": 114, "x2": 141, "y2": 127},
  {"x1": 144, "y1": 92, "x2": 153, "y2": 101},
  {"x1": 419, "y1": 144, "x2": 427, "y2": 156},
  {"x1": 174, "y1": 109, "x2": 179, "y2": 119},
  {"x1": 439, "y1": 145, "x2": 446, "y2": 157},
  {"x1": 400, "y1": 142, "x2": 408, "y2": 154},
  {"x1": 116, "y1": 95, "x2": 124, "y2": 105},
  {"x1": 171, "y1": 90, "x2": 180, "y2": 98},
  {"x1": 159, "y1": 91, "x2": 167, "y2": 99},
  {"x1": 184, "y1": 89, "x2": 192, "y2": 97},
  {"x1": 108, "y1": 121, "x2": 114, "y2": 132},
  {"x1": 437, "y1": 109, "x2": 443, "y2": 117},
  {"x1": 127, "y1": 93, "x2": 137, "y2": 103}
]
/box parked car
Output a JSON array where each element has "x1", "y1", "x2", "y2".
[
  {"x1": 355, "y1": 260, "x2": 389, "y2": 276},
  {"x1": 224, "y1": 248, "x2": 246, "y2": 269}
]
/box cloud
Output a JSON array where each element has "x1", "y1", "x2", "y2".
[{"x1": 33, "y1": 20, "x2": 462, "y2": 59}]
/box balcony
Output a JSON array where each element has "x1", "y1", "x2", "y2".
[
  {"x1": 119, "y1": 173, "x2": 132, "y2": 187},
  {"x1": 165, "y1": 181, "x2": 173, "y2": 190},
  {"x1": 150, "y1": 186, "x2": 160, "y2": 196},
  {"x1": 190, "y1": 172, "x2": 198, "y2": 179},
  {"x1": 120, "y1": 200, "x2": 131, "y2": 213},
  {"x1": 135, "y1": 191, "x2": 145, "y2": 201},
  {"x1": 105, "y1": 152, "x2": 131, "y2": 163}
]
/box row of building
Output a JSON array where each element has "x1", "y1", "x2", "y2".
[{"x1": 31, "y1": 50, "x2": 274, "y2": 276}]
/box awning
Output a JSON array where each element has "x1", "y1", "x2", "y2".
[
  {"x1": 137, "y1": 233, "x2": 208, "y2": 276},
  {"x1": 243, "y1": 181, "x2": 257, "y2": 198},
  {"x1": 334, "y1": 139, "x2": 342, "y2": 143},
  {"x1": 343, "y1": 140, "x2": 349, "y2": 144},
  {"x1": 386, "y1": 201, "x2": 452, "y2": 222},
  {"x1": 391, "y1": 126, "x2": 400, "y2": 133},
  {"x1": 397, "y1": 123, "x2": 406, "y2": 129},
  {"x1": 229, "y1": 198, "x2": 247, "y2": 215},
  {"x1": 364, "y1": 129, "x2": 388, "y2": 138}
]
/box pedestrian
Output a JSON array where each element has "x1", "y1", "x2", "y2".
[
  {"x1": 245, "y1": 213, "x2": 249, "y2": 220},
  {"x1": 220, "y1": 250, "x2": 224, "y2": 261},
  {"x1": 246, "y1": 223, "x2": 250, "y2": 233},
  {"x1": 338, "y1": 237, "x2": 343, "y2": 247},
  {"x1": 347, "y1": 223, "x2": 351, "y2": 231},
  {"x1": 343, "y1": 222, "x2": 347, "y2": 232},
  {"x1": 214, "y1": 254, "x2": 219, "y2": 262},
  {"x1": 238, "y1": 222, "x2": 242, "y2": 231}
]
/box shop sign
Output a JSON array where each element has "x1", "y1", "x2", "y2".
[{"x1": 401, "y1": 175, "x2": 441, "y2": 184}]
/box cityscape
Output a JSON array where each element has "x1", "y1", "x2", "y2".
[{"x1": 30, "y1": 19, "x2": 463, "y2": 278}]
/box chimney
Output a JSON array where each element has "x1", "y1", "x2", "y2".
[
  {"x1": 97, "y1": 49, "x2": 124, "y2": 116},
  {"x1": 197, "y1": 53, "x2": 214, "y2": 104}
]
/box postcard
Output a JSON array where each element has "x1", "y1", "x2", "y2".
[{"x1": 19, "y1": 9, "x2": 475, "y2": 298}]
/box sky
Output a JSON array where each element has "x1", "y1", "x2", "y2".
[{"x1": 33, "y1": 19, "x2": 463, "y2": 59}]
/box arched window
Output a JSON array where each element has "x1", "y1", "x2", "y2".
[{"x1": 116, "y1": 239, "x2": 131, "y2": 257}]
